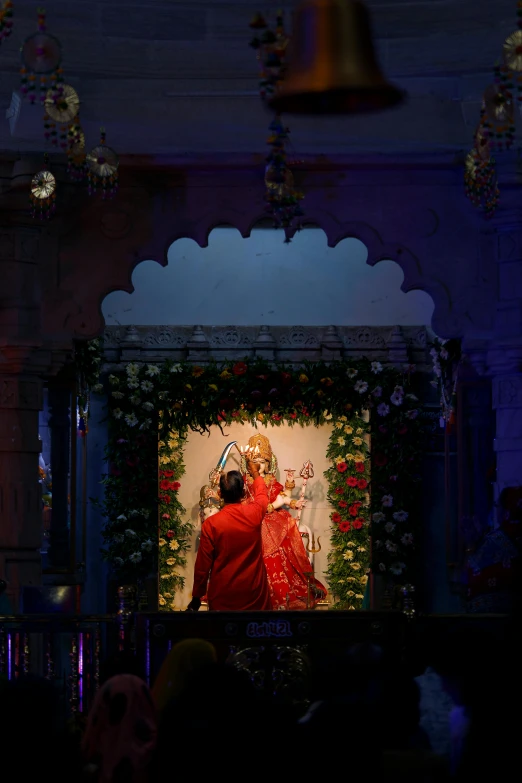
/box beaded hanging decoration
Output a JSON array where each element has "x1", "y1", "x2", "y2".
[
  {"x1": 20, "y1": 9, "x2": 62, "y2": 106},
  {"x1": 66, "y1": 121, "x2": 87, "y2": 181},
  {"x1": 480, "y1": 80, "x2": 515, "y2": 151},
  {"x1": 464, "y1": 145, "x2": 499, "y2": 219},
  {"x1": 249, "y1": 10, "x2": 288, "y2": 101},
  {"x1": 465, "y1": 2, "x2": 522, "y2": 215},
  {"x1": 43, "y1": 82, "x2": 80, "y2": 149},
  {"x1": 249, "y1": 12, "x2": 304, "y2": 241},
  {"x1": 0, "y1": 1, "x2": 14, "y2": 45},
  {"x1": 265, "y1": 116, "x2": 304, "y2": 240},
  {"x1": 86, "y1": 128, "x2": 119, "y2": 198},
  {"x1": 30, "y1": 154, "x2": 56, "y2": 220}
]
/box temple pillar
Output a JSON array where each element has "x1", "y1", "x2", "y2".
[
  {"x1": 487, "y1": 209, "x2": 522, "y2": 510},
  {"x1": 47, "y1": 379, "x2": 71, "y2": 569},
  {"x1": 0, "y1": 221, "x2": 50, "y2": 609},
  {"x1": 0, "y1": 355, "x2": 45, "y2": 609}
]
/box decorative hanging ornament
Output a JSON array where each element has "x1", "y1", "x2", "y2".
[
  {"x1": 66, "y1": 121, "x2": 87, "y2": 181},
  {"x1": 464, "y1": 145, "x2": 499, "y2": 219},
  {"x1": 480, "y1": 83, "x2": 515, "y2": 151},
  {"x1": 20, "y1": 8, "x2": 62, "y2": 105},
  {"x1": 86, "y1": 128, "x2": 119, "y2": 198},
  {"x1": 264, "y1": 115, "x2": 304, "y2": 241},
  {"x1": 0, "y1": 1, "x2": 14, "y2": 45},
  {"x1": 43, "y1": 83, "x2": 80, "y2": 149},
  {"x1": 249, "y1": 10, "x2": 289, "y2": 102},
  {"x1": 30, "y1": 154, "x2": 56, "y2": 220}
]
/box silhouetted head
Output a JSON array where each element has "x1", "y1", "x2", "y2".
[{"x1": 219, "y1": 470, "x2": 245, "y2": 504}]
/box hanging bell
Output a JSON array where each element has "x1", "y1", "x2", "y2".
[{"x1": 269, "y1": 0, "x2": 404, "y2": 115}]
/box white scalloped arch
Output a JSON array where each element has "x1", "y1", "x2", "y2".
[{"x1": 102, "y1": 225, "x2": 435, "y2": 328}]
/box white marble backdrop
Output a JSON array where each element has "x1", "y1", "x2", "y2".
[{"x1": 172, "y1": 421, "x2": 335, "y2": 609}]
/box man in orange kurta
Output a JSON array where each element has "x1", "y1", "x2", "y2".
[{"x1": 187, "y1": 463, "x2": 271, "y2": 611}]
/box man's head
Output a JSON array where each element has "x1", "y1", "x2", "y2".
[{"x1": 219, "y1": 470, "x2": 245, "y2": 504}]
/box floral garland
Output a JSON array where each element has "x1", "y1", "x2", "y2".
[
  {"x1": 98, "y1": 357, "x2": 423, "y2": 610},
  {"x1": 326, "y1": 411, "x2": 371, "y2": 608},
  {"x1": 429, "y1": 337, "x2": 462, "y2": 431},
  {"x1": 73, "y1": 337, "x2": 103, "y2": 434}
]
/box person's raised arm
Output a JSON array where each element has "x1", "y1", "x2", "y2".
[{"x1": 242, "y1": 459, "x2": 269, "y2": 524}]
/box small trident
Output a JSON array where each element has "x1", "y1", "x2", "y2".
[
  {"x1": 295, "y1": 460, "x2": 314, "y2": 529},
  {"x1": 306, "y1": 532, "x2": 322, "y2": 555}
]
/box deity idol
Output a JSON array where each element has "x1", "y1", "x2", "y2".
[{"x1": 242, "y1": 433, "x2": 327, "y2": 610}]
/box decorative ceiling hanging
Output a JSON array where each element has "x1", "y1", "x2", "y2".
[
  {"x1": 249, "y1": 12, "x2": 304, "y2": 241},
  {"x1": 30, "y1": 154, "x2": 56, "y2": 220},
  {"x1": 265, "y1": 116, "x2": 304, "y2": 241},
  {"x1": 268, "y1": 0, "x2": 403, "y2": 115},
  {"x1": 0, "y1": 1, "x2": 13, "y2": 45},
  {"x1": 249, "y1": 10, "x2": 289, "y2": 101},
  {"x1": 86, "y1": 128, "x2": 119, "y2": 198},
  {"x1": 66, "y1": 121, "x2": 87, "y2": 181},
  {"x1": 465, "y1": 1, "x2": 522, "y2": 217},
  {"x1": 464, "y1": 145, "x2": 499, "y2": 219},
  {"x1": 43, "y1": 83, "x2": 80, "y2": 149},
  {"x1": 20, "y1": 9, "x2": 62, "y2": 105}
]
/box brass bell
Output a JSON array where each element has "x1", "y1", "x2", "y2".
[{"x1": 269, "y1": 0, "x2": 404, "y2": 115}]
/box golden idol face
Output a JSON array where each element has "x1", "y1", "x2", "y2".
[{"x1": 254, "y1": 457, "x2": 269, "y2": 476}]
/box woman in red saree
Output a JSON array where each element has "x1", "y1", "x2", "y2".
[{"x1": 243, "y1": 433, "x2": 327, "y2": 610}]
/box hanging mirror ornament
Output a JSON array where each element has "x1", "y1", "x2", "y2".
[
  {"x1": 44, "y1": 83, "x2": 80, "y2": 149},
  {"x1": 20, "y1": 8, "x2": 62, "y2": 105},
  {"x1": 0, "y1": 1, "x2": 14, "y2": 45},
  {"x1": 86, "y1": 128, "x2": 119, "y2": 198},
  {"x1": 30, "y1": 154, "x2": 56, "y2": 220}
]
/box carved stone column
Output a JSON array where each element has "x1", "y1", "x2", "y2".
[
  {"x1": 0, "y1": 223, "x2": 47, "y2": 608},
  {"x1": 0, "y1": 354, "x2": 44, "y2": 609},
  {"x1": 487, "y1": 211, "x2": 522, "y2": 506},
  {"x1": 47, "y1": 379, "x2": 71, "y2": 568}
]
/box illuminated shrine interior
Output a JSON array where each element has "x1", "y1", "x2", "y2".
[{"x1": 0, "y1": 2, "x2": 521, "y2": 772}]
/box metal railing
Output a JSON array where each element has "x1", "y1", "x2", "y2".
[{"x1": 0, "y1": 614, "x2": 132, "y2": 714}]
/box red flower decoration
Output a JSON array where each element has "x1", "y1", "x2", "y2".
[
  {"x1": 357, "y1": 478, "x2": 368, "y2": 490},
  {"x1": 332, "y1": 512, "x2": 342, "y2": 524},
  {"x1": 281, "y1": 371, "x2": 292, "y2": 385},
  {"x1": 161, "y1": 513, "x2": 170, "y2": 520},
  {"x1": 272, "y1": 413, "x2": 282, "y2": 421},
  {"x1": 232, "y1": 362, "x2": 248, "y2": 376},
  {"x1": 346, "y1": 476, "x2": 358, "y2": 487},
  {"x1": 289, "y1": 412, "x2": 297, "y2": 419},
  {"x1": 335, "y1": 486, "x2": 344, "y2": 495},
  {"x1": 349, "y1": 505, "x2": 359, "y2": 517},
  {"x1": 166, "y1": 530, "x2": 174, "y2": 539},
  {"x1": 337, "y1": 462, "x2": 348, "y2": 473},
  {"x1": 373, "y1": 452, "x2": 388, "y2": 467},
  {"x1": 398, "y1": 424, "x2": 408, "y2": 435},
  {"x1": 339, "y1": 521, "x2": 351, "y2": 533},
  {"x1": 160, "y1": 470, "x2": 174, "y2": 478},
  {"x1": 339, "y1": 500, "x2": 348, "y2": 508},
  {"x1": 353, "y1": 518, "x2": 364, "y2": 530},
  {"x1": 231, "y1": 411, "x2": 239, "y2": 418},
  {"x1": 159, "y1": 479, "x2": 172, "y2": 491},
  {"x1": 355, "y1": 462, "x2": 365, "y2": 473},
  {"x1": 170, "y1": 481, "x2": 181, "y2": 491},
  {"x1": 159, "y1": 494, "x2": 171, "y2": 504}
]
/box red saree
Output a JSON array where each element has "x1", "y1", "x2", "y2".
[{"x1": 249, "y1": 476, "x2": 327, "y2": 610}]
